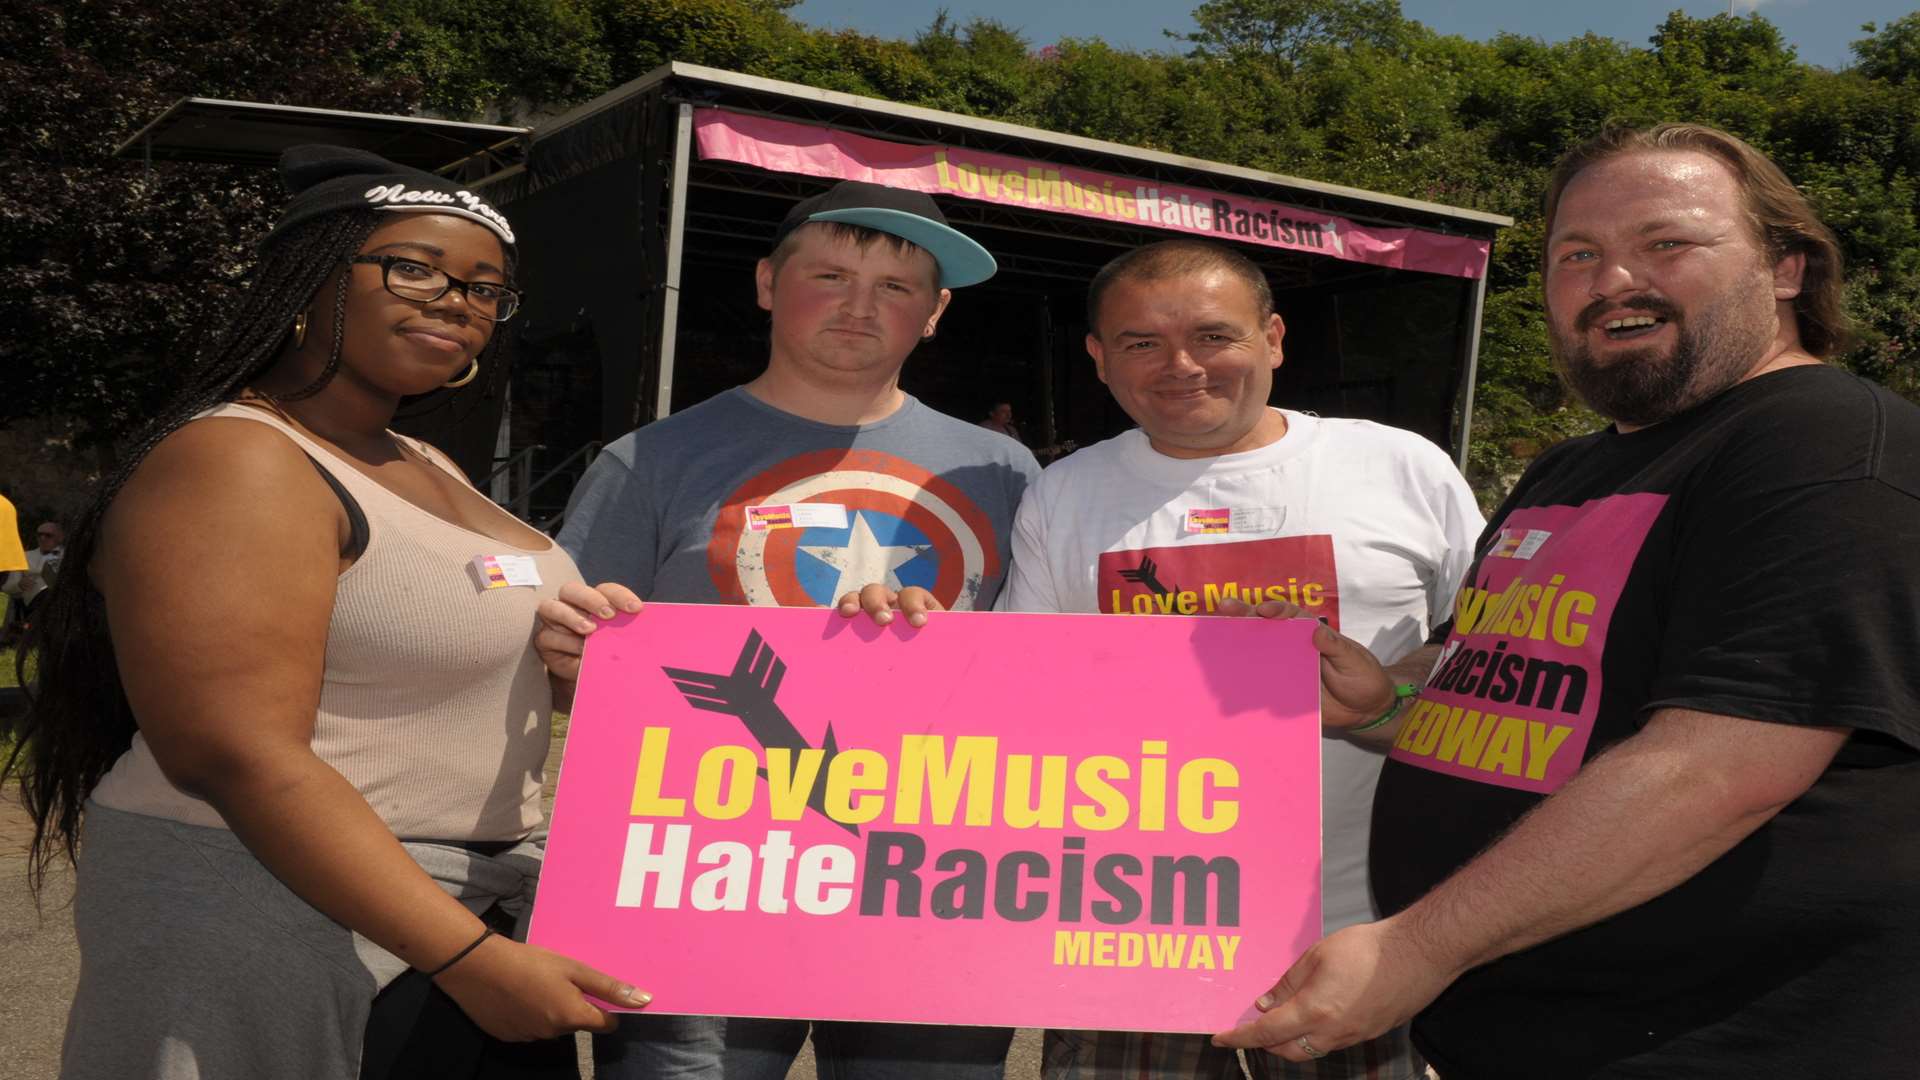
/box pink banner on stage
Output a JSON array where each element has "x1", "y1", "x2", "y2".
[
  {"x1": 694, "y1": 108, "x2": 1490, "y2": 280},
  {"x1": 529, "y1": 604, "x2": 1323, "y2": 1033}
]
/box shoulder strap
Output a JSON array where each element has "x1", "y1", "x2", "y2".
[
  {"x1": 301, "y1": 451, "x2": 369, "y2": 560},
  {"x1": 207, "y1": 403, "x2": 368, "y2": 559}
]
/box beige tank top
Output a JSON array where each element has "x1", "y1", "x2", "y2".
[{"x1": 92, "y1": 403, "x2": 581, "y2": 840}]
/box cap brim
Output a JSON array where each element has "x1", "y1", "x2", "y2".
[{"x1": 807, "y1": 207, "x2": 996, "y2": 288}]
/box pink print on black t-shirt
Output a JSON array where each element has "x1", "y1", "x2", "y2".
[{"x1": 1391, "y1": 492, "x2": 1666, "y2": 795}]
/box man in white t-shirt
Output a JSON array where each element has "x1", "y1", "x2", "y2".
[
  {"x1": 3, "y1": 519, "x2": 62, "y2": 644},
  {"x1": 999, "y1": 239, "x2": 1482, "y2": 1080}
]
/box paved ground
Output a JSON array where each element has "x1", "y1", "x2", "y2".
[
  {"x1": 0, "y1": 734, "x2": 1042, "y2": 1078},
  {"x1": 1, "y1": 808, "x2": 79, "y2": 1080}
]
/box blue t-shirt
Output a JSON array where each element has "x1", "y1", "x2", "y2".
[{"x1": 558, "y1": 388, "x2": 1040, "y2": 610}]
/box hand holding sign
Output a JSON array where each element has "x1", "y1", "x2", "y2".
[
  {"x1": 1213, "y1": 597, "x2": 1397, "y2": 730},
  {"x1": 434, "y1": 935, "x2": 649, "y2": 1042},
  {"x1": 835, "y1": 583, "x2": 943, "y2": 628},
  {"x1": 1210, "y1": 916, "x2": 1456, "y2": 1062},
  {"x1": 535, "y1": 581, "x2": 644, "y2": 683}
]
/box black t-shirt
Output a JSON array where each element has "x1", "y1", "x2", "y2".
[{"x1": 1371, "y1": 365, "x2": 1920, "y2": 1079}]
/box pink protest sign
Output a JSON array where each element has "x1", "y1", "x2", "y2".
[
  {"x1": 694, "y1": 108, "x2": 1491, "y2": 280},
  {"x1": 530, "y1": 604, "x2": 1321, "y2": 1032}
]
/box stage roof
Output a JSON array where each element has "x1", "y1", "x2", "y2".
[
  {"x1": 541, "y1": 62, "x2": 1512, "y2": 234},
  {"x1": 113, "y1": 97, "x2": 528, "y2": 180}
]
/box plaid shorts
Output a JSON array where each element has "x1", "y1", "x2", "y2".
[{"x1": 1042, "y1": 1027, "x2": 1425, "y2": 1080}]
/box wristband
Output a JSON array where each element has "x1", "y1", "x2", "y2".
[
  {"x1": 1349, "y1": 683, "x2": 1419, "y2": 733},
  {"x1": 423, "y1": 927, "x2": 496, "y2": 978}
]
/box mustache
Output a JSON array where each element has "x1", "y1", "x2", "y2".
[{"x1": 1575, "y1": 296, "x2": 1679, "y2": 333}]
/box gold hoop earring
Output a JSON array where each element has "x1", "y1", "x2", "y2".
[
  {"x1": 292, "y1": 312, "x2": 309, "y2": 349},
  {"x1": 443, "y1": 359, "x2": 480, "y2": 389}
]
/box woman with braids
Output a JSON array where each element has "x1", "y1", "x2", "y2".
[{"x1": 4, "y1": 145, "x2": 649, "y2": 1078}]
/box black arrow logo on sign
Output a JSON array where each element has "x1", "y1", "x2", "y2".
[{"x1": 662, "y1": 630, "x2": 858, "y2": 835}]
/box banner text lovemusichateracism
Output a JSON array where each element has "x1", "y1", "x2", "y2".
[{"x1": 618, "y1": 730, "x2": 1245, "y2": 970}]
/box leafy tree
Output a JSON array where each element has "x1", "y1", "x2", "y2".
[
  {"x1": 911, "y1": 14, "x2": 1038, "y2": 118},
  {"x1": 17, "y1": 0, "x2": 1920, "y2": 506},
  {"x1": 1853, "y1": 14, "x2": 1920, "y2": 85},
  {"x1": 593, "y1": 0, "x2": 791, "y2": 88},
  {"x1": 1650, "y1": 12, "x2": 1798, "y2": 83},
  {"x1": 1182, "y1": 0, "x2": 1407, "y2": 65},
  {"x1": 1025, "y1": 39, "x2": 1183, "y2": 150},
  {"x1": 1, "y1": 0, "x2": 419, "y2": 451},
  {"x1": 351, "y1": 0, "x2": 610, "y2": 122}
]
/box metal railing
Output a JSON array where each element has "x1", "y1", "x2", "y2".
[
  {"x1": 476, "y1": 445, "x2": 543, "y2": 507},
  {"x1": 519, "y1": 440, "x2": 602, "y2": 522},
  {"x1": 478, "y1": 440, "x2": 602, "y2": 528},
  {"x1": 475, "y1": 440, "x2": 604, "y2": 531}
]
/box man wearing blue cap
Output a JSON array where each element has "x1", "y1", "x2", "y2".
[{"x1": 558, "y1": 180, "x2": 1036, "y2": 1078}]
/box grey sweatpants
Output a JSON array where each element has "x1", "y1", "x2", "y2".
[{"x1": 60, "y1": 801, "x2": 543, "y2": 1080}]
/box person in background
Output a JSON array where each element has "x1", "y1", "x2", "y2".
[
  {"x1": 3, "y1": 520, "x2": 65, "y2": 623},
  {"x1": 1, "y1": 518, "x2": 61, "y2": 647},
  {"x1": 978, "y1": 400, "x2": 1022, "y2": 443},
  {"x1": 0, "y1": 493, "x2": 28, "y2": 646}
]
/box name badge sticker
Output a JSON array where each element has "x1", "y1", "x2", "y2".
[
  {"x1": 1184, "y1": 507, "x2": 1285, "y2": 535},
  {"x1": 1185, "y1": 508, "x2": 1232, "y2": 534},
  {"x1": 747, "y1": 503, "x2": 849, "y2": 532},
  {"x1": 471, "y1": 553, "x2": 543, "y2": 590},
  {"x1": 1489, "y1": 527, "x2": 1553, "y2": 561}
]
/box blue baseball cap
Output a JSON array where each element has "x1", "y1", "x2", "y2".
[{"x1": 774, "y1": 181, "x2": 996, "y2": 288}]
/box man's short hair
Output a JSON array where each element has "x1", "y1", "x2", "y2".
[
  {"x1": 1542, "y1": 123, "x2": 1850, "y2": 358},
  {"x1": 767, "y1": 221, "x2": 929, "y2": 276},
  {"x1": 1086, "y1": 240, "x2": 1274, "y2": 332}
]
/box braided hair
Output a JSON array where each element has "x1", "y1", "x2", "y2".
[{"x1": 3, "y1": 208, "x2": 388, "y2": 891}]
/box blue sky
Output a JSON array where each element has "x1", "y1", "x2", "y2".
[{"x1": 787, "y1": 0, "x2": 1913, "y2": 72}]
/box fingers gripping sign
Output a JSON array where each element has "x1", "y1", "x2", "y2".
[
  {"x1": 536, "y1": 581, "x2": 643, "y2": 683},
  {"x1": 835, "y1": 583, "x2": 944, "y2": 628},
  {"x1": 1210, "y1": 920, "x2": 1454, "y2": 1063},
  {"x1": 1210, "y1": 597, "x2": 1398, "y2": 730},
  {"x1": 1306, "y1": 620, "x2": 1401, "y2": 730},
  {"x1": 1215, "y1": 595, "x2": 1314, "y2": 620},
  {"x1": 433, "y1": 934, "x2": 651, "y2": 1042}
]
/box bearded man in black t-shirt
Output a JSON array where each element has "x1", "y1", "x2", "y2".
[{"x1": 1209, "y1": 122, "x2": 1920, "y2": 1078}]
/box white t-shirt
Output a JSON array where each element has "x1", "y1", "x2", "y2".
[
  {"x1": 5, "y1": 546, "x2": 60, "y2": 605},
  {"x1": 998, "y1": 409, "x2": 1483, "y2": 932}
]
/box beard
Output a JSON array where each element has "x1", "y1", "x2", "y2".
[{"x1": 1549, "y1": 281, "x2": 1776, "y2": 428}]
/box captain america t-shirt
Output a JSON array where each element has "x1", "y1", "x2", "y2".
[
  {"x1": 1370, "y1": 365, "x2": 1920, "y2": 1079},
  {"x1": 558, "y1": 388, "x2": 1040, "y2": 611}
]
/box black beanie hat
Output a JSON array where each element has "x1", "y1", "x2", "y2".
[{"x1": 265, "y1": 144, "x2": 516, "y2": 248}]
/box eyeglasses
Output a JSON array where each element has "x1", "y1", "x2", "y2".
[
  {"x1": 348, "y1": 255, "x2": 522, "y2": 322},
  {"x1": 36, "y1": 532, "x2": 57, "y2": 539}
]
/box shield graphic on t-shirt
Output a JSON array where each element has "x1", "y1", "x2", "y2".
[{"x1": 706, "y1": 449, "x2": 999, "y2": 610}]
